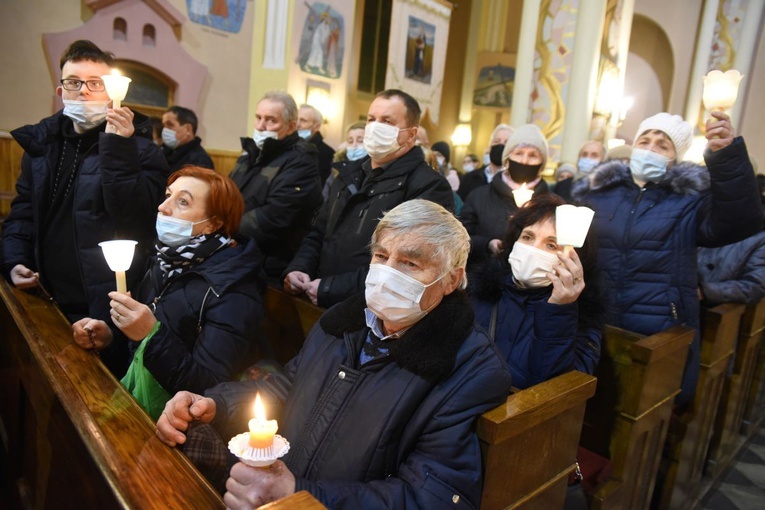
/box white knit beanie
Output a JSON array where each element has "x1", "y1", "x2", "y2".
[
  {"x1": 502, "y1": 124, "x2": 549, "y2": 168},
  {"x1": 634, "y1": 113, "x2": 693, "y2": 161}
]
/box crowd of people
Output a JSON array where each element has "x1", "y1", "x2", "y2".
[{"x1": 2, "y1": 40, "x2": 764, "y2": 509}]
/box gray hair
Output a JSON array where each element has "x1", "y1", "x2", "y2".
[
  {"x1": 260, "y1": 91, "x2": 298, "y2": 124},
  {"x1": 370, "y1": 200, "x2": 470, "y2": 290},
  {"x1": 490, "y1": 123, "x2": 513, "y2": 143},
  {"x1": 300, "y1": 104, "x2": 323, "y2": 125}
]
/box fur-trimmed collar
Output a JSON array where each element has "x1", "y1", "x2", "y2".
[
  {"x1": 572, "y1": 160, "x2": 710, "y2": 199},
  {"x1": 319, "y1": 291, "x2": 475, "y2": 384}
]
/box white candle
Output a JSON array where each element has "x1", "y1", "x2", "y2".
[
  {"x1": 99, "y1": 240, "x2": 137, "y2": 293},
  {"x1": 248, "y1": 393, "x2": 278, "y2": 449},
  {"x1": 512, "y1": 182, "x2": 534, "y2": 207},
  {"x1": 702, "y1": 70, "x2": 744, "y2": 112},
  {"x1": 101, "y1": 69, "x2": 132, "y2": 109}
]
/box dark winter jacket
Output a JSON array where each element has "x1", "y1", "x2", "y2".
[
  {"x1": 1, "y1": 111, "x2": 170, "y2": 375},
  {"x1": 206, "y1": 291, "x2": 512, "y2": 509},
  {"x1": 162, "y1": 136, "x2": 214, "y2": 173},
  {"x1": 307, "y1": 131, "x2": 335, "y2": 185},
  {"x1": 698, "y1": 229, "x2": 765, "y2": 305},
  {"x1": 571, "y1": 137, "x2": 763, "y2": 402},
  {"x1": 284, "y1": 146, "x2": 455, "y2": 308},
  {"x1": 127, "y1": 237, "x2": 265, "y2": 395},
  {"x1": 471, "y1": 257, "x2": 603, "y2": 389},
  {"x1": 229, "y1": 133, "x2": 322, "y2": 280},
  {"x1": 460, "y1": 171, "x2": 549, "y2": 266},
  {"x1": 457, "y1": 165, "x2": 489, "y2": 201}
]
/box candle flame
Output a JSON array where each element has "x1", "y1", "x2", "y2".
[
  {"x1": 254, "y1": 392, "x2": 266, "y2": 421},
  {"x1": 520, "y1": 182, "x2": 528, "y2": 190},
  {"x1": 111, "y1": 69, "x2": 121, "y2": 76}
]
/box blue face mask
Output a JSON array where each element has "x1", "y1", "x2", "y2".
[
  {"x1": 629, "y1": 148, "x2": 672, "y2": 184},
  {"x1": 297, "y1": 129, "x2": 312, "y2": 140},
  {"x1": 482, "y1": 153, "x2": 491, "y2": 166},
  {"x1": 156, "y1": 214, "x2": 211, "y2": 247},
  {"x1": 577, "y1": 157, "x2": 600, "y2": 174},
  {"x1": 161, "y1": 127, "x2": 179, "y2": 149},
  {"x1": 346, "y1": 146, "x2": 367, "y2": 161},
  {"x1": 252, "y1": 129, "x2": 278, "y2": 149}
]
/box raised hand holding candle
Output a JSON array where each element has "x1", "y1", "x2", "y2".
[
  {"x1": 101, "y1": 69, "x2": 131, "y2": 109},
  {"x1": 512, "y1": 182, "x2": 534, "y2": 207},
  {"x1": 702, "y1": 70, "x2": 743, "y2": 113},
  {"x1": 555, "y1": 205, "x2": 595, "y2": 255},
  {"x1": 248, "y1": 392, "x2": 278, "y2": 449},
  {"x1": 99, "y1": 240, "x2": 137, "y2": 293}
]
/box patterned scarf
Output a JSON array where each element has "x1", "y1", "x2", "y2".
[{"x1": 155, "y1": 233, "x2": 232, "y2": 281}]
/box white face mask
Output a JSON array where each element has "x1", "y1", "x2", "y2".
[
  {"x1": 252, "y1": 129, "x2": 279, "y2": 149},
  {"x1": 629, "y1": 148, "x2": 671, "y2": 184},
  {"x1": 62, "y1": 100, "x2": 109, "y2": 131},
  {"x1": 161, "y1": 127, "x2": 179, "y2": 149},
  {"x1": 156, "y1": 213, "x2": 211, "y2": 247},
  {"x1": 507, "y1": 241, "x2": 559, "y2": 288},
  {"x1": 463, "y1": 163, "x2": 475, "y2": 172},
  {"x1": 365, "y1": 263, "x2": 445, "y2": 327},
  {"x1": 297, "y1": 129, "x2": 312, "y2": 140},
  {"x1": 364, "y1": 122, "x2": 409, "y2": 160}
]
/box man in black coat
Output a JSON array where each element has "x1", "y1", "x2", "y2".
[
  {"x1": 229, "y1": 91, "x2": 322, "y2": 280},
  {"x1": 282, "y1": 89, "x2": 455, "y2": 308},
  {"x1": 1, "y1": 40, "x2": 169, "y2": 376},
  {"x1": 297, "y1": 104, "x2": 335, "y2": 185},
  {"x1": 458, "y1": 123, "x2": 513, "y2": 201},
  {"x1": 161, "y1": 105, "x2": 214, "y2": 172}
]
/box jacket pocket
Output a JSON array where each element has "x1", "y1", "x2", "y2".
[{"x1": 421, "y1": 471, "x2": 476, "y2": 509}]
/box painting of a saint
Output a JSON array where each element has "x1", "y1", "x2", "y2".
[
  {"x1": 404, "y1": 17, "x2": 435, "y2": 84},
  {"x1": 187, "y1": 0, "x2": 246, "y2": 34},
  {"x1": 473, "y1": 62, "x2": 515, "y2": 108},
  {"x1": 297, "y1": 2, "x2": 345, "y2": 79}
]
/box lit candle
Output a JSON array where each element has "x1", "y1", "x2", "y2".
[
  {"x1": 555, "y1": 204, "x2": 595, "y2": 255},
  {"x1": 248, "y1": 393, "x2": 278, "y2": 449},
  {"x1": 99, "y1": 240, "x2": 137, "y2": 293},
  {"x1": 101, "y1": 69, "x2": 132, "y2": 109},
  {"x1": 512, "y1": 182, "x2": 534, "y2": 207},
  {"x1": 702, "y1": 69, "x2": 744, "y2": 112}
]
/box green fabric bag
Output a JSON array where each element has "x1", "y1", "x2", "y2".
[{"x1": 120, "y1": 322, "x2": 170, "y2": 422}]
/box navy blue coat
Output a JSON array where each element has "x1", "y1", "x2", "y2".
[
  {"x1": 2, "y1": 111, "x2": 169, "y2": 375},
  {"x1": 207, "y1": 291, "x2": 512, "y2": 509},
  {"x1": 698, "y1": 229, "x2": 765, "y2": 305},
  {"x1": 128, "y1": 238, "x2": 265, "y2": 395},
  {"x1": 572, "y1": 137, "x2": 763, "y2": 402}
]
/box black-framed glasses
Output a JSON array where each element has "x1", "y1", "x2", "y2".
[{"x1": 60, "y1": 79, "x2": 106, "y2": 92}]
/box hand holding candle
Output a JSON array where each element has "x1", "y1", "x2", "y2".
[
  {"x1": 101, "y1": 69, "x2": 131, "y2": 109},
  {"x1": 229, "y1": 392, "x2": 290, "y2": 467},
  {"x1": 702, "y1": 70, "x2": 743, "y2": 113},
  {"x1": 99, "y1": 240, "x2": 137, "y2": 293},
  {"x1": 512, "y1": 182, "x2": 534, "y2": 207},
  {"x1": 555, "y1": 205, "x2": 595, "y2": 255}
]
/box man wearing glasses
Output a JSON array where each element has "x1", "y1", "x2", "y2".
[{"x1": 1, "y1": 40, "x2": 169, "y2": 377}]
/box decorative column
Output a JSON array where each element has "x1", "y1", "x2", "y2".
[
  {"x1": 683, "y1": 0, "x2": 721, "y2": 132},
  {"x1": 730, "y1": 0, "x2": 764, "y2": 125},
  {"x1": 509, "y1": 0, "x2": 542, "y2": 127}
]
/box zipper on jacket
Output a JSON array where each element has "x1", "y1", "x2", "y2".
[
  {"x1": 355, "y1": 204, "x2": 370, "y2": 235},
  {"x1": 630, "y1": 187, "x2": 646, "y2": 214},
  {"x1": 670, "y1": 302, "x2": 678, "y2": 321}
]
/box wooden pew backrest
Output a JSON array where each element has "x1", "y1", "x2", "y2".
[{"x1": 479, "y1": 370, "x2": 597, "y2": 510}]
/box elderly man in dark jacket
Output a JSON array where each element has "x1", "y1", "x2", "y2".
[
  {"x1": 157, "y1": 199, "x2": 513, "y2": 509},
  {"x1": 698, "y1": 228, "x2": 765, "y2": 305},
  {"x1": 572, "y1": 111, "x2": 763, "y2": 404},
  {"x1": 1, "y1": 40, "x2": 169, "y2": 375},
  {"x1": 282, "y1": 89, "x2": 454, "y2": 308},
  {"x1": 229, "y1": 91, "x2": 322, "y2": 280}
]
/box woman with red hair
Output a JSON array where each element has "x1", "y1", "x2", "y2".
[{"x1": 72, "y1": 166, "x2": 265, "y2": 420}]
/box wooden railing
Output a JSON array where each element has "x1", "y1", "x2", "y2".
[
  {"x1": 0, "y1": 279, "x2": 225, "y2": 509},
  {"x1": 0, "y1": 133, "x2": 23, "y2": 217}
]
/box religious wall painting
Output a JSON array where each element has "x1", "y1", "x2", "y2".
[
  {"x1": 404, "y1": 16, "x2": 436, "y2": 84},
  {"x1": 187, "y1": 0, "x2": 247, "y2": 34},
  {"x1": 473, "y1": 52, "x2": 516, "y2": 109},
  {"x1": 296, "y1": 2, "x2": 345, "y2": 79}
]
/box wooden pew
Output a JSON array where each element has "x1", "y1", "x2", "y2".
[
  {"x1": 706, "y1": 298, "x2": 765, "y2": 477},
  {"x1": 208, "y1": 148, "x2": 241, "y2": 177},
  {"x1": 478, "y1": 370, "x2": 597, "y2": 510},
  {"x1": 580, "y1": 324, "x2": 694, "y2": 510},
  {"x1": 656, "y1": 304, "x2": 744, "y2": 509},
  {"x1": 259, "y1": 491, "x2": 326, "y2": 509},
  {"x1": 257, "y1": 285, "x2": 325, "y2": 366},
  {"x1": 741, "y1": 299, "x2": 765, "y2": 437},
  {"x1": 0, "y1": 132, "x2": 23, "y2": 217},
  {"x1": 0, "y1": 280, "x2": 225, "y2": 509}
]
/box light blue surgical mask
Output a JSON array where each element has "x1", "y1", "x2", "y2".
[
  {"x1": 62, "y1": 100, "x2": 109, "y2": 131},
  {"x1": 346, "y1": 146, "x2": 367, "y2": 161},
  {"x1": 161, "y1": 127, "x2": 179, "y2": 149},
  {"x1": 629, "y1": 148, "x2": 671, "y2": 184},
  {"x1": 482, "y1": 153, "x2": 491, "y2": 166},
  {"x1": 156, "y1": 214, "x2": 211, "y2": 247},
  {"x1": 297, "y1": 129, "x2": 312, "y2": 140},
  {"x1": 577, "y1": 157, "x2": 600, "y2": 175},
  {"x1": 252, "y1": 129, "x2": 279, "y2": 149}
]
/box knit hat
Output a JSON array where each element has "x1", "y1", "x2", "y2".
[
  {"x1": 634, "y1": 113, "x2": 692, "y2": 161},
  {"x1": 502, "y1": 124, "x2": 549, "y2": 168},
  {"x1": 431, "y1": 141, "x2": 451, "y2": 164},
  {"x1": 554, "y1": 163, "x2": 576, "y2": 180},
  {"x1": 605, "y1": 144, "x2": 632, "y2": 162}
]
